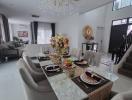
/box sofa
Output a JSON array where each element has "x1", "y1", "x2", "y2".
[{"x1": 0, "y1": 41, "x2": 21, "y2": 62}]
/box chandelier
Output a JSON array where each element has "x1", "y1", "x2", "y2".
[
  {"x1": 41, "y1": 0, "x2": 80, "y2": 16},
  {"x1": 47, "y1": 0, "x2": 80, "y2": 7}
]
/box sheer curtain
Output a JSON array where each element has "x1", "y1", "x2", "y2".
[{"x1": 37, "y1": 23, "x2": 52, "y2": 44}]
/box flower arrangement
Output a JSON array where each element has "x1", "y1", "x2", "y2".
[{"x1": 50, "y1": 34, "x2": 69, "y2": 55}]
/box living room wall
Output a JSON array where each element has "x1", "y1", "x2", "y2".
[
  {"x1": 56, "y1": 13, "x2": 80, "y2": 50},
  {"x1": 9, "y1": 20, "x2": 31, "y2": 43}
]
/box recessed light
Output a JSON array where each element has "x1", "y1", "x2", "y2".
[{"x1": 32, "y1": 14, "x2": 40, "y2": 18}]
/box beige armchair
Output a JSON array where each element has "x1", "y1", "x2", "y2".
[{"x1": 18, "y1": 59, "x2": 58, "y2": 100}]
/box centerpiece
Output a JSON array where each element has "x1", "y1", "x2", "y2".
[{"x1": 50, "y1": 34, "x2": 69, "y2": 66}]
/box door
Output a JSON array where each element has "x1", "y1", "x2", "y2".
[{"x1": 109, "y1": 24, "x2": 128, "y2": 53}]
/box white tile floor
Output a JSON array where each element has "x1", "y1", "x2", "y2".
[
  {"x1": 0, "y1": 60, "x2": 26, "y2": 100},
  {"x1": 99, "y1": 54, "x2": 132, "y2": 92},
  {"x1": 0, "y1": 55, "x2": 132, "y2": 100}
]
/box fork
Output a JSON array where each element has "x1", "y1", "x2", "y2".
[{"x1": 77, "y1": 78, "x2": 89, "y2": 89}]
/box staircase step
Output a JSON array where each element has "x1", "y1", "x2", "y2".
[
  {"x1": 123, "y1": 62, "x2": 132, "y2": 70},
  {"x1": 126, "y1": 57, "x2": 132, "y2": 64},
  {"x1": 118, "y1": 67, "x2": 132, "y2": 78},
  {"x1": 129, "y1": 52, "x2": 132, "y2": 57}
]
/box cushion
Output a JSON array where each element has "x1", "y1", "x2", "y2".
[{"x1": 8, "y1": 45, "x2": 15, "y2": 49}]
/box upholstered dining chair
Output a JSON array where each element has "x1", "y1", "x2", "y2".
[
  {"x1": 111, "y1": 89, "x2": 132, "y2": 100},
  {"x1": 22, "y1": 54, "x2": 46, "y2": 82},
  {"x1": 22, "y1": 53, "x2": 42, "y2": 73},
  {"x1": 70, "y1": 48, "x2": 81, "y2": 59},
  {"x1": 18, "y1": 59, "x2": 58, "y2": 100},
  {"x1": 84, "y1": 50, "x2": 101, "y2": 66}
]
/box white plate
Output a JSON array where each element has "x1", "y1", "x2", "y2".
[
  {"x1": 80, "y1": 73, "x2": 102, "y2": 85},
  {"x1": 45, "y1": 65, "x2": 60, "y2": 72}
]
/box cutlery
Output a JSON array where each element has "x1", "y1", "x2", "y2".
[{"x1": 77, "y1": 78, "x2": 89, "y2": 89}]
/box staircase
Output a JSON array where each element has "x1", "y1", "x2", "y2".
[
  {"x1": 117, "y1": 33, "x2": 132, "y2": 78},
  {"x1": 117, "y1": 43, "x2": 132, "y2": 78}
]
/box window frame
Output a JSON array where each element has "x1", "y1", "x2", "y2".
[{"x1": 112, "y1": 0, "x2": 132, "y2": 11}]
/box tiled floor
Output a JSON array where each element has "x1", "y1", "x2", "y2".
[
  {"x1": 0, "y1": 60, "x2": 26, "y2": 100},
  {"x1": 99, "y1": 54, "x2": 132, "y2": 92},
  {"x1": 0, "y1": 55, "x2": 132, "y2": 100}
]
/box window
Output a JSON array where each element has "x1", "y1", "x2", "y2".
[
  {"x1": 121, "y1": 19, "x2": 127, "y2": 24},
  {"x1": 129, "y1": 18, "x2": 132, "y2": 23},
  {"x1": 37, "y1": 23, "x2": 52, "y2": 44},
  {"x1": 127, "y1": 25, "x2": 132, "y2": 35},
  {"x1": 113, "y1": 20, "x2": 122, "y2": 25},
  {"x1": 113, "y1": 0, "x2": 122, "y2": 10},
  {"x1": 112, "y1": 19, "x2": 127, "y2": 25},
  {"x1": 113, "y1": 0, "x2": 131, "y2": 11}
]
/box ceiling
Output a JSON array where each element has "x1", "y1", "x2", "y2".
[{"x1": 0, "y1": 0, "x2": 113, "y2": 22}]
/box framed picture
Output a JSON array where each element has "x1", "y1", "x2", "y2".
[{"x1": 18, "y1": 31, "x2": 28, "y2": 37}]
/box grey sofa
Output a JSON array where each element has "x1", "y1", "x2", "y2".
[{"x1": 0, "y1": 42, "x2": 20, "y2": 62}]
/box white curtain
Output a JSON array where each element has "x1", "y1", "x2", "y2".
[{"x1": 37, "y1": 22, "x2": 52, "y2": 44}]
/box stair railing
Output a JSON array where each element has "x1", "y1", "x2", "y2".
[{"x1": 112, "y1": 32, "x2": 132, "y2": 64}]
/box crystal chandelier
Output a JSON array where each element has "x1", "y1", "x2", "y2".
[
  {"x1": 47, "y1": 0, "x2": 80, "y2": 7},
  {"x1": 41, "y1": 0, "x2": 80, "y2": 16}
]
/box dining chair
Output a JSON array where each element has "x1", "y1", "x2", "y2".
[
  {"x1": 22, "y1": 54, "x2": 46, "y2": 82},
  {"x1": 70, "y1": 48, "x2": 81, "y2": 59},
  {"x1": 111, "y1": 89, "x2": 132, "y2": 100},
  {"x1": 84, "y1": 50, "x2": 101, "y2": 66},
  {"x1": 18, "y1": 59, "x2": 58, "y2": 100}
]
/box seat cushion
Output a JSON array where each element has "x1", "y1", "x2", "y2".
[
  {"x1": 37, "y1": 80, "x2": 53, "y2": 92},
  {"x1": 111, "y1": 94, "x2": 124, "y2": 100},
  {"x1": 112, "y1": 90, "x2": 132, "y2": 100}
]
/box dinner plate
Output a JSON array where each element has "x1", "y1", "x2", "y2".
[
  {"x1": 74, "y1": 60, "x2": 88, "y2": 66},
  {"x1": 63, "y1": 55, "x2": 71, "y2": 58},
  {"x1": 80, "y1": 71, "x2": 102, "y2": 85},
  {"x1": 45, "y1": 65, "x2": 61, "y2": 72}
]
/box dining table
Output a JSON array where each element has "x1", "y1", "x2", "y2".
[{"x1": 31, "y1": 54, "x2": 113, "y2": 100}]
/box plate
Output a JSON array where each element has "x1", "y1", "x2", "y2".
[
  {"x1": 74, "y1": 60, "x2": 88, "y2": 66},
  {"x1": 80, "y1": 71, "x2": 102, "y2": 85},
  {"x1": 63, "y1": 55, "x2": 71, "y2": 58},
  {"x1": 45, "y1": 65, "x2": 61, "y2": 72}
]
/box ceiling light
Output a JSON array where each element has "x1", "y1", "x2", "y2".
[{"x1": 32, "y1": 14, "x2": 40, "y2": 18}]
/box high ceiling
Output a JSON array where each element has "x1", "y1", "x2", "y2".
[{"x1": 0, "y1": 0, "x2": 113, "y2": 22}]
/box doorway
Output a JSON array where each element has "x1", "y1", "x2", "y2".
[{"x1": 109, "y1": 17, "x2": 132, "y2": 53}]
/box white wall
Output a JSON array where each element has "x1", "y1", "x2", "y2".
[
  {"x1": 78, "y1": 6, "x2": 107, "y2": 51},
  {"x1": 56, "y1": 6, "x2": 107, "y2": 52},
  {"x1": 104, "y1": 3, "x2": 132, "y2": 52},
  {"x1": 9, "y1": 20, "x2": 31, "y2": 43},
  {"x1": 56, "y1": 13, "x2": 80, "y2": 49},
  {"x1": 56, "y1": 3, "x2": 132, "y2": 53}
]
